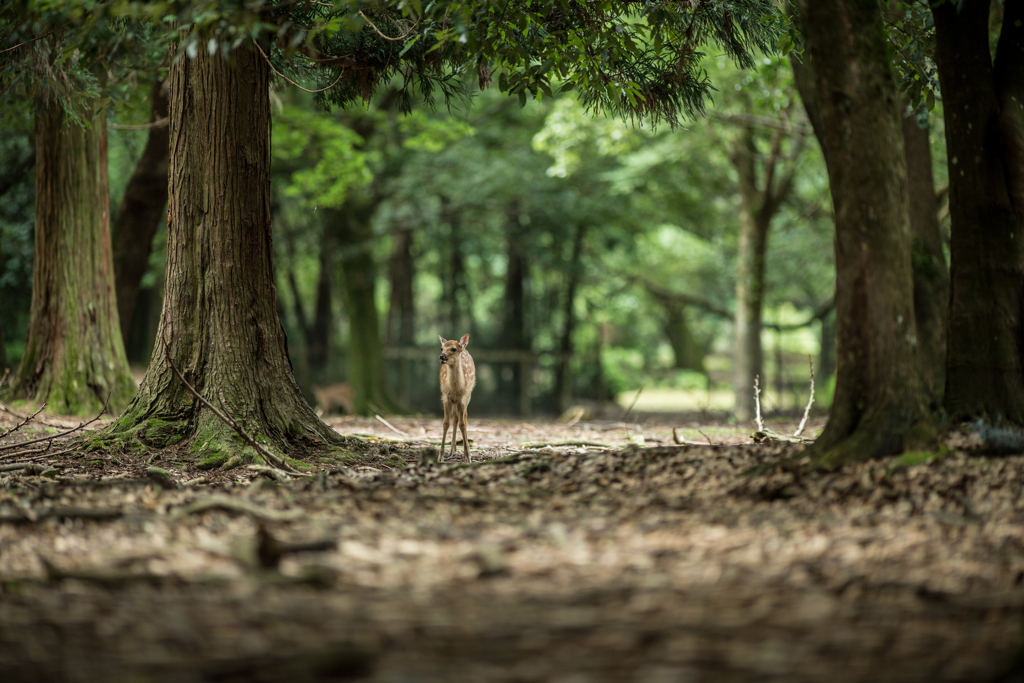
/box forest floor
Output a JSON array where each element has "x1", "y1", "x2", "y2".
[{"x1": 1, "y1": 410, "x2": 1024, "y2": 682}]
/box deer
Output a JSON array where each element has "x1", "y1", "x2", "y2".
[{"x1": 439, "y1": 334, "x2": 477, "y2": 462}]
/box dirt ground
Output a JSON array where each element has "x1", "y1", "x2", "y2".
[{"x1": 2, "y1": 411, "x2": 1024, "y2": 682}]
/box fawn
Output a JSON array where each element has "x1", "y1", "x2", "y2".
[
  {"x1": 439, "y1": 334, "x2": 477, "y2": 462},
  {"x1": 312, "y1": 383, "x2": 355, "y2": 416}
]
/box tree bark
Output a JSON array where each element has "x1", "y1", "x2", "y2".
[
  {"x1": 387, "y1": 227, "x2": 415, "y2": 346},
  {"x1": 0, "y1": 297, "x2": 7, "y2": 371},
  {"x1": 901, "y1": 104, "x2": 948, "y2": 404},
  {"x1": 106, "y1": 41, "x2": 340, "y2": 457},
  {"x1": 796, "y1": 0, "x2": 933, "y2": 466},
  {"x1": 932, "y1": 0, "x2": 1024, "y2": 424},
  {"x1": 555, "y1": 224, "x2": 586, "y2": 411},
  {"x1": 387, "y1": 226, "x2": 415, "y2": 406},
  {"x1": 112, "y1": 77, "x2": 170, "y2": 346},
  {"x1": 326, "y1": 198, "x2": 400, "y2": 416},
  {"x1": 11, "y1": 86, "x2": 136, "y2": 415},
  {"x1": 309, "y1": 220, "x2": 334, "y2": 375},
  {"x1": 501, "y1": 215, "x2": 529, "y2": 414}
]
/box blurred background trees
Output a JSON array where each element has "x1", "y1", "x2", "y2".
[{"x1": 0, "y1": 1, "x2": 956, "y2": 425}]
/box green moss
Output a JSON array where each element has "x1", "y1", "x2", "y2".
[
  {"x1": 890, "y1": 447, "x2": 950, "y2": 471},
  {"x1": 197, "y1": 454, "x2": 230, "y2": 470},
  {"x1": 285, "y1": 458, "x2": 316, "y2": 471}
]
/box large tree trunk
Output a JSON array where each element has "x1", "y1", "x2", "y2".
[
  {"x1": 106, "y1": 41, "x2": 340, "y2": 457},
  {"x1": 11, "y1": 88, "x2": 136, "y2": 415},
  {"x1": 796, "y1": 0, "x2": 932, "y2": 466},
  {"x1": 327, "y1": 199, "x2": 400, "y2": 416},
  {"x1": 901, "y1": 105, "x2": 949, "y2": 404},
  {"x1": 932, "y1": 0, "x2": 1024, "y2": 424},
  {"x1": 112, "y1": 78, "x2": 170, "y2": 347}
]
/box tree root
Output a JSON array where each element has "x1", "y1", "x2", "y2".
[{"x1": 171, "y1": 494, "x2": 305, "y2": 522}]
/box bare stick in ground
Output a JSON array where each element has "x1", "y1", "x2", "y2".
[
  {"x1": 754, "y1": 376, "x2": 765, "y2": 433},
  {"x1": 0, "y1": 403, "x2": 47, "y2": 440},
  {"x1": 794, "y1": 356, "x2": 815, "y2": 437},
  {"x1": 375, "y1": 414, "x2": 409, "y2": 437},
  {"x1": 160, "y1": 328, "x2": 306, "y2": 475}
]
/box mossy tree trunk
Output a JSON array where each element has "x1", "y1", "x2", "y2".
[
  {"x1": 796, "y1": 0, "x2": 933, "y2": 466},
  {"x1": 106, "y1": 41, "x2": 340, "y2": 457},
  {"x1": 901, "y1": 105, "x2": 948, "y2": 404},
  {"x1": 730, "y1": 124, "x2": 803, "y2": 423},
  {"x1": 325, "y1": 198, "x2": 400, "y2": 416},
  {"x1": 112, "y1": 77, "x2": 170, "y2": 347},
  {"x1": 932, "y1": 0, "x2": 1024, "y2": 424},
  {"x1": 11, "y1": 88, "x2": 136, "y2": 415}
]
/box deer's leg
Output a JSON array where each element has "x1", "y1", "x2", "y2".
[
  {"x1": 440, "y1": 401, "x2": 450, "y2": 463},
  {"x1": 460, "y1": 405, "x2": 470, "y2": 462}
]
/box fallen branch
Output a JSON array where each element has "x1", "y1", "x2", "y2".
[
  {"x1": 0, "y1": 402, "x2": 108, "y2": 461},
  {"x1": 247, "y1": 464, "x2": 293, "y2": 482},
  {"x1": 0, "y1": 403, "x2": 46, "y2": 440},
  {"x1": 672, "y1": 428, "x2": 711, "y2": 447},
  {"x1": 171, "y1": 494, "x2": 305, "y2": 522},
  {"x1": 0, "y1": 505, "x2": 123, "y2": 524},
  {"x1": 160, "y1": 327, "x2": 305, "y2": 475},
  {"x1": 375, "y1": 414, "x2": 409, "y2": 437},
  {"x1": 521, "y1": 440, "x2": 614, "y2": 449}
]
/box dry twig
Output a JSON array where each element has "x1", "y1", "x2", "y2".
[
  {"x1": 375, "y1": 414, "x2": 409, "y2": 437},
  {"x1": 794, "y1": 356, "x2": 815, "y2": 438}
]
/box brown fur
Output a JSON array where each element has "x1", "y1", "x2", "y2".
[
  {"x1": 312, "y1": 383, "x2": 355, "y2": 416},
  {"x1": 439, "y1": 334, "x2": 476, "y2": 461}
]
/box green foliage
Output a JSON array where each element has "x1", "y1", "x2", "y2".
[{"x1": 273, "y1": 108, "x2": 371, "y2": 209}]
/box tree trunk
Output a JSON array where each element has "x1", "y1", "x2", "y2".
[
  {"x1": 112, "y1": 77, "x2": 170, "y2": 346},
  {"x1": 387, "y1": 226, "x2": 415, "y2": 407},
  {"x1": 309, "y1": 220, "x2": 334, "y2": 375},
  {"x1": 106, "y1": 41, "x2": 340, "y2": 457},
  {"x1": 0, "y1": 297, "x2": 6, "y2": 371},
  {"x1": 555, "y1": 224, "x2": 586, "y2": 412},
  {"x1": 386, "y1": 227, "x2": 415, "y2": 347},
  {"x1": 730, "y1": 124, "x2": 801, "y2": 423},
  {"x1": 327, "y1": 199, "x2": 400, "y2": 416},
  {"x1": 932, "y1": 0, "x2": 1024, "y2": 424},
  {"x1": 501, "y1": 218, "x2": 529, "y2": 413},
  {"x1": 817, "y1": 310, "x2": 835, "y2": 390},
  {"x1": 11, "y1": 88, "x2": 136, "y2": 415},
  {"x1": 664, "y1": 304, "x2": 704, "y2": 372},
  {"x1": 796, "y1": 0, "x2": 932, "y2": 466},
  {"x1": 901, "y1": 104, "x2": 949, "y2": 404}
]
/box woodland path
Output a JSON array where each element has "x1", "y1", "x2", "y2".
[{"x1": 1, "y1": 413, "x2": 1022, "y2": 682}]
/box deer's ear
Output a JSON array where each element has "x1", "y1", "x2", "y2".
[
  {"x1": 439, "y1": 336, "x2": 447, "y2": 345},
  {"x1": 460, "y1": 334, "x2": 469, "y2": 349}
]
